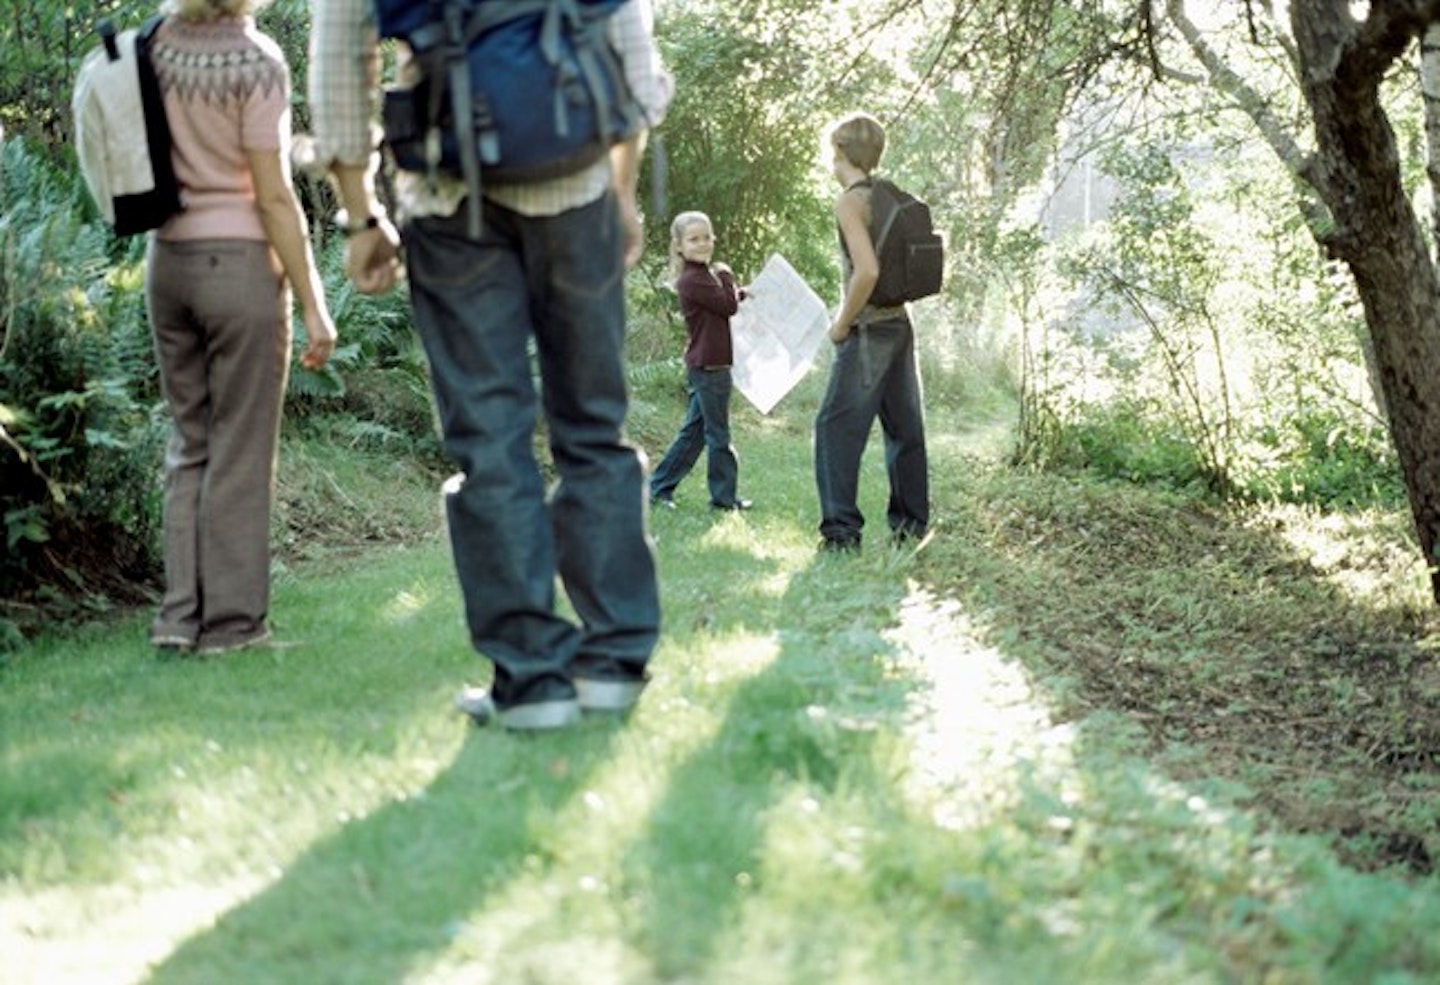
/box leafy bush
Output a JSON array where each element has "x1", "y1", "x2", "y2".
[
  {"x1": 1238, "y1": 410, "x2": 1405, "y2": 509},
  {"x1": 1016, "y1": 126, "x2": 1400, "y2": 509},
  {"x1": 0, "y1": 138, "x2": 167, "y2": 641},
  {"x1": 1029, "y1": 399, "x2": 1214, "y2": 493}
]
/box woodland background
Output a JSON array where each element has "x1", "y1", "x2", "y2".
[{"x1": 3, "y1": 0, "x2": 1440, "y2": 882}]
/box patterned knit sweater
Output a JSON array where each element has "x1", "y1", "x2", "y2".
[{"x1": 150, "y1": 15, "x2": 289, "y2": 242}]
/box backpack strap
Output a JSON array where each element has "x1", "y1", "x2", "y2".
[
  {"x1": 870, "y1": 178, "x2": 902, "y2": 257},
  {"x1": 98, "y1": 18, "x2": 120, "y2": 61},
  {"x1": 442, "y1": 3, "x2": 484, "y2": 237},
  {"x1": 412, "y1": 0, "x2": 591, "y2": 238}
]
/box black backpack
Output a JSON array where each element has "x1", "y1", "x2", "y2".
[
  {"x1": 375, "y1": 0, "x2": 641, "y2": 236},
  {"x1": 866, "y1": 178, "x2": 944, "y2": 307}
]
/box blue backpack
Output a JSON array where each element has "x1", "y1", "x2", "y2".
[{"x1": 375, "y1": 0, "x2": 641, "y2": 235}]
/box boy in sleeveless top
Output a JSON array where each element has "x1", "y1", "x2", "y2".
[{"x1": 814, "y1": 112, "x2": 929, "y2": 553}]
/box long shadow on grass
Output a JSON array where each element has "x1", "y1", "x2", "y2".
[
  {"x1": 622, "y1": 547, "x2": 924, "y2": 980},
  {"x1": 143, "y1": 721, "x2": 623, "y2": 984},
  {"x1": 139, "y1": 526, "x2": 789, "y2": 983}
]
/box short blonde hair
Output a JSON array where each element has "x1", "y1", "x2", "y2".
[
  {"x1": 669, "y1": 210, "x2": 712, "y2": 279},
  {"x1": 828, "y1": 112, "x2": 886, "y2": 174},
  {"x1": 164, "y1": 0, "x2": 269, "y2": 19}
]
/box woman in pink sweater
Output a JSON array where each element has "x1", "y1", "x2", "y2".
[{"x1": 145, "y1": 0, "x2": 335, "y2": 655}]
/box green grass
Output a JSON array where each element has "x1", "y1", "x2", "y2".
[{"x1": 3, "y1": 376, "x2": 1439, "y2": 984}]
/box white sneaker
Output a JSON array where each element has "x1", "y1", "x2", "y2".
[
  {"x1": 574, "y1": 677, "x2": 647, "y2": 714},
  {"x1": 454, "y1": 686, "x2": 581, "y2": 731}
]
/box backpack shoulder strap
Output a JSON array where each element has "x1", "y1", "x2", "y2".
[
  {"x1": 138, "y1": 13, "x2": 165, "y2": 42},
  {"x1": 870, "y1": 178, "x2": 903, "y2": 254}
]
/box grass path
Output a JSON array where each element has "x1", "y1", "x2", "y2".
[{"x1": 3, "y1": 401, "x2": 1438, "y2": 983}]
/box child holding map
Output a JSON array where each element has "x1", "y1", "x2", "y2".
[{"x1": 649, "y1": 211, "x2": 753, "y2": 511}]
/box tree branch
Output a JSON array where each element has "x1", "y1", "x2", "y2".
[
  {"x1": 1163, "y1": 0, "x2": 1309, "y2": 176},
  {"x1": 1159, "y1": 0, "x2": 1337, "y2": 244}
]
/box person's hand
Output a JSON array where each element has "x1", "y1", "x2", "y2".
[
  {"x1": 299, "y1": 306, "x2": 338, "y2": 371},
  {"x1": 829, "y1": 320, "x2": 852, "y2": 344},
  {"x1": 346, "y1": 218, "x2": 402, "y2": 295},
  {"x1": 617, "y1": 191, "x2": 644, "y2": 269}
]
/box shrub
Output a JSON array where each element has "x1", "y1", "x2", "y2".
[{"x1": 0, "y1": 138, "x2": 166, "y2": 643}]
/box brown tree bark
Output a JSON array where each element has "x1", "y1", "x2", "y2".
[{"x1": 1289, "y1": 1, "x2": 1440, "y2": 601}]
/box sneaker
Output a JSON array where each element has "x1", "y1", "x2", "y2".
[
  {"x1": 151, "y1": 634, "x2": 195, "y2": 654},
  {"x1": 196, "y1": 629, "x2": 271, "y2": 656},
  {"x1": 819, "y1": 536, "x2": 861, "y2": 554},
  {"x1": 710, "y1": 499, "x2": 753, "y2": 511},
  {"x1": 574, "y1": 676, "x2": 648, "y2": 714},
  {"x1": 454, "y1": 686, "x2": 581, "y2": 731},
  {"x1": 650, "y1": 495, "x2": 677, "y2": 511}
]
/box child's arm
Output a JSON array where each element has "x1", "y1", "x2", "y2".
[
  {"x1": 679, "y1": 264, "x2": 742, "y2": 316},
  {"x1": 830, "y1": 188, "x2": 879, "y2": 343},
  {"x1": 713, "y1": 262, "x2": 751, "y2": 300}
]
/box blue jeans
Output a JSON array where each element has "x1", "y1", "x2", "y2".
[
  {"x1": 649, "y1": 367, "x2": 740, "y2": 506},
  {"x1": 814, "y1": 318, "x2": 929, "y2": 545},
  {"x1": 403, "y1": 193, "x2": 660, "y2": 707}
]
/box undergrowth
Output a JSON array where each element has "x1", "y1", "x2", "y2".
[{"x1": 914, "y1": 455, "x2": 1440, "y2": 877}]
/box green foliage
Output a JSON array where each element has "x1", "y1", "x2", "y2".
[
  {"x1": 0, "y1": 0, "x2": 119, "y2": 150},
  {"x1": 0, "y1": 136, "x2": 166, "y2": 634},
  {"x1": 257, "y1": 0, "x2": 313, "y2": 127},
  {"x1": 1035, "y1": 399, "x2": 1213, "y2": 493},
  {"x1": 286, "y1": 237, "x2": 444, "y2": 459},
  {"x1": 649, "y1": 1, "x2": 842, "y2": 292},
  {"x1": 1016, "y1": 116, "x2": 1399, "y2": 510},
  {"x1": 1241, "y1": 409, "x2": 1404, "y2": 509},
  {"x1": 1056, "y1": 140, "x2": 1233, "y2": 491}
]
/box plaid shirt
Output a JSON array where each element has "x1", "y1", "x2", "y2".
[{"x1": 308, "y1": 0, "x2": 672, "y2": 218}]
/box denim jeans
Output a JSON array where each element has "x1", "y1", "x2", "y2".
[
  {"x1": 649, "y1": 367, "x2": 740, "y2": 506},
  {"x1": 403, "y1": 193, "x2": 660, "y2": 707},
  {"x1": 814, "y1": 317, "x2": 929, "y2": 546}
]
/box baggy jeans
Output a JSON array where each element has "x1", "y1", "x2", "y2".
[
  {"x1": 814, "y1": 317, "x2": 929, "y2": 546},
  {"x1": 648, "y1": 366, "x2": 740, "y2": 506},
  {"x1": 403, "y1": 193, "x2": 660, "y2": 707},
  {"x1": 145, "y1": 238, "x2": 290, "y2": 648}
]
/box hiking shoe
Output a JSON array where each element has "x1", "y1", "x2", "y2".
[
  {"x1": 574, "y1": 676, "x2": 648, "y2": 714},
  {"x1": 454, "y1": 686, "x2": 581, "y2": 731},
  {"x1": 151, "y1": 634, "x2": 195, "y2": 654},
  {"x1": 710, "y1": 499, "x2": 753, "y2": 511}
]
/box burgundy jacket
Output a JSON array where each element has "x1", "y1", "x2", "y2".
[{"x1": 677, "y1": 261, "x2": 740, "y2": 369}]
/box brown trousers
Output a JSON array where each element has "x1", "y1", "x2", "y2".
[{"x1": 145, "y1": 238, "x2": 291, "y2": 649}]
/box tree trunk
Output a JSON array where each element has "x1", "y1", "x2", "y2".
[
  {"x1": 1424, "y1": 24, "x2": 1440, "y2": 252},
  {"x1": 1291, "y1": 2, "x2": 1440, "y2": 601}
]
